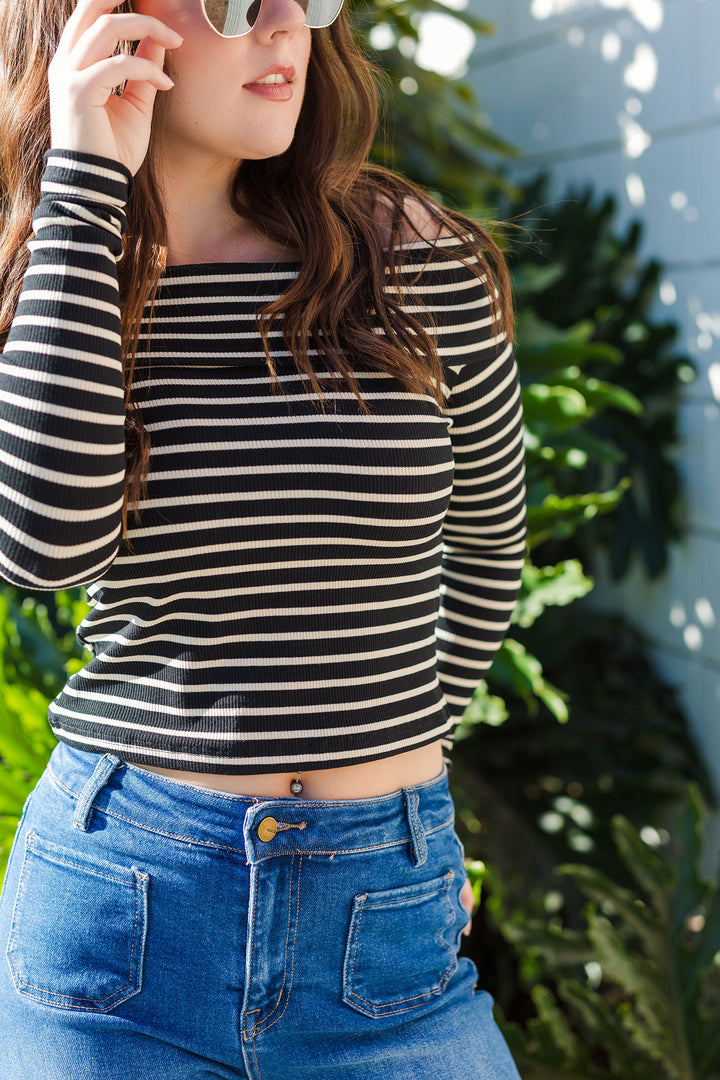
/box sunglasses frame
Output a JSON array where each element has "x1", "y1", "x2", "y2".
[
  {"x1": 125, "y1": 0, "x2": 344, "y2": 38},
  {"x1": 199, "y1": 0, "x2": 344, "y2": 37}
]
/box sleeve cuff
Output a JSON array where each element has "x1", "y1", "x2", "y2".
[{"x1": 42, "y1": 149, "x2": 134, "y2": 207}]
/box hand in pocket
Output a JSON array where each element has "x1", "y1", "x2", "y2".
[{"x1": 460, "y1": 876, "x2": 473, "y2": 937}]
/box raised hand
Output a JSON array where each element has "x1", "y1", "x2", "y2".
[{"x1": 48, "y1": 0, "x2": 183, "y2": 174}]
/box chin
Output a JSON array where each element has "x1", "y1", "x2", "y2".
[{"x1": 243, "y1": 135, "x2": 298, "y2": 161}]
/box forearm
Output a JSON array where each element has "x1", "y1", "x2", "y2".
[
  {"x1": 0, "y1": 150, "x2": 131, "y2": 589},
  {"x1": 437, "y1": 346, "x2": 528, "y2": 718}
]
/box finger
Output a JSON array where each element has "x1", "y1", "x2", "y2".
[
  {"x1": 70, "y1": 13, "x2": 183, "y2": 72},
  {"x1": 133, "y1": 35, "x2": 170, "y2": 70},
  {"x1": 75, "y1": 52, "x2": 174, "y2": 99},
  {"x1": 55, "y1": 0, "x2": 126, "y2": 57},
  {"x1": 460, "y1": 877, "x2": 474, "y2": 936},
  {"x1": 119, "y1": 46, "x2": 174, "y2": 110}
]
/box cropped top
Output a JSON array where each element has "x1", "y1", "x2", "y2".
[{"x1": 0, "y1": 150, "x2": 527, "y2": 774}]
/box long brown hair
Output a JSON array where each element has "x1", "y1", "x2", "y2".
[{"x1": 0, "y1": 0, "x2": 513, "y2": 532}]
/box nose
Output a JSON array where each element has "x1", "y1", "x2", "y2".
[{"x1": 251, "y1": 0, "x2": 307, "y2": 39}]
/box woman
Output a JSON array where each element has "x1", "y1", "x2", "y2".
[{"x1": 0, "y1": 0, "x2": 527, "y2": 1076}]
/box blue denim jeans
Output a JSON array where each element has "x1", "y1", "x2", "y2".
[{"x1": 0, "y1": 742, "x2": 522, "y2": 1079}]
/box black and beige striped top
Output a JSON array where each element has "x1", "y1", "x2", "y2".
[{"x1": 0, "y1": 150, "x2": 527, "y2": 774}]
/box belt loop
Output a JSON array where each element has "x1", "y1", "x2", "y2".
[
  {"x1": 73, "y1": 754, "x2": 123, "y2": 832},
  {"x1": 404, "y1": 787, "x2": 427, "y2": 867}
]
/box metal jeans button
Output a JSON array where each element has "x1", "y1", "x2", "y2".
[{"x1": 257, "y1": 817, "x2": 278, "y2": 842}]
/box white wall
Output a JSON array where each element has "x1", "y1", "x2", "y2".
[{"x1": 466, "y1": 0, "x2": 720, "y2": 793}]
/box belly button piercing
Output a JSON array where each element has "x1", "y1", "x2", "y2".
[{"x1": 290, "y1": 777, "x2": 303, "y2": 796}]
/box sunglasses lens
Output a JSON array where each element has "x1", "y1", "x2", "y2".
[{"x1": 203, "y1": 0, "x2": 344, "y2": 35}]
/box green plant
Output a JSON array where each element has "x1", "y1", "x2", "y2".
[
  {"x1": 489, "y1": 784, "x2": 720, "y2": 1079},
  {"x1": 457, "y1": 302, "x2": 642, "y2": 730},
  {"x1": 0, "y1": 593, "x2": 56, "y2": 873},
  {"x1": 0, "y1": 588, "x2": 90, "y2": 875},
  {"x1": 507, "y1": 178, "x2": 694, "y2": 579},
  {"x1": 351, "y1": 0, "x2": 520, "y2": 211},
  {"x1": 451, "y1": 606, "x2": 712, "y2": 914}
]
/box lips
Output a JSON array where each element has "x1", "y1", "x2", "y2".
[{"x1": 245, "y1": 64, "x2": 296, "y2": 86}]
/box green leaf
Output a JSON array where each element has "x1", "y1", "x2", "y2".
[
  {"x1": 513, "y1": 561, "x2": 594, "y2": 628},
  {"x1": 557, "y1": 862, "x2": 663, "y2": 946},
  {"x1": 523, "y1": 384, "x2": 592, "y2": 432},
  {"x1": 527, "y1": 483, "x2": 631, "y2": 547},
  {"x1": 490, "y1": 639, "x2": 569, "y2": 722}
]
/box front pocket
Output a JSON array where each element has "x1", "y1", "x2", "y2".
[
  {"x1": 6, "y1": 831, "x2": 149, "y2": 1012},
  {"x1": 342, "y1": 871, "x2": 458, "y2": 1018}
]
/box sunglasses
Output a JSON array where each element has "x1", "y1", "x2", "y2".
[{"x1": 200, "y1": 0, "x2": 344, "y2": 35}]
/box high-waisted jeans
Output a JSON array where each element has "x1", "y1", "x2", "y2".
[{"x1": 0, "y1": 741, "x2": 522, "y2": 1079}]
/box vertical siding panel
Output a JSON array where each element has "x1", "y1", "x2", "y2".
[{"x1": 468, "y1": 0, "x2": 720, "y2": 790}]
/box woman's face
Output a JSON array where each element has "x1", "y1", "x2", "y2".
[{"x1": 133, "y1": 0, "x2": 312, "y2": 166}]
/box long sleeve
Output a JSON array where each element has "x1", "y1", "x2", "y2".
[
  {"x1": 0, "y1": 150, "x2": 133, "y2": 590},
  {"x1": 428, "y1": 245, "x2": 527, "y2": 721}
]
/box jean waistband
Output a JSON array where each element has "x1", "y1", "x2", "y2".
[{"x1": 46, "y1": 742, "x2": 456, "y2": 866}]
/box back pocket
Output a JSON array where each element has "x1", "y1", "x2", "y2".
[
  {"x1": 342, "y1": 871, "x2": 458, "y2": 1018},
  {"x1": 6, "y1": 830, "x2": 149, "y2": 1012}
]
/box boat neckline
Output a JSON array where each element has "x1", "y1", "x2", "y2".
[{"x1": 158, "y1": 237, "x2": 462, "y2": 276}]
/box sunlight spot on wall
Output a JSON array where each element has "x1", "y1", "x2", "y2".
[
  {"x1": 601, "y1": 30, "x2": 623, "y2": 61},
  {"x1": 415, "y1": 13, "x2": 475, "y2": 77},
  {"x1": 697, "y1": 333, "x2": 713, "y2": 351},
  {"x1": 670, "y1": 190, "x2": 688, "y2": 210},
  {"x1": 533, "y1": 122, "x2": 550, "y2": 140},
  {"x1": 530, "y1": 0, "x2": 562, "y2": 18},
  {"x1": 684, "y1": 624, "x2": 703, "y2": 650},
  {"x1": 707, "y1": 364, "x2": 720, "y2": 401},
  {"x1": 670, "y1": 602, "x2": 687, "y2": 627},
  {"x1": 567, "y1": 24, "x2": 586, "y2": 45},
  {"x1": 398, "y1": 36, "x2": 415, "y2": 58},
  {"x1": 696, "y1": 598, "x2": 716, "y2": 628},
  {"x1": 696, "y1": 312, "x2": 720, "y2": 336},
  {"x1": 624, "y1": 43, "x2": 658, "y2": 93},
  {"x1": 618, "y1": 113, "x2": 652, "y2": 157},
  {"x1": 684, "y1": 206, "x2": 699, "y2": 223},
  {"x1": 369, "y1": 23, "x2": 394, "y2": 50},
  {"x1": 625, "y1": 172, "x2": 646, "y2": 206},
  {"x1": 627, "y1": 0, "x2": 664, "y2": 31},
  {"x1": 714, "y1": 85, "x2": 720, "y2": 104},
  {"x1": 659, "y1": 280, "x2": 677, "y2": 305},
  {"x1": 530, "y1": 0, "x2": 663, "y2": 31},
  {"x1": 625, "y1": 96, "x2": 643, "y2": 115},
  {"x1": 399, "y1": 76, "x2": 418, "y2": 94}
]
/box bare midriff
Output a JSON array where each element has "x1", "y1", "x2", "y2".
[{"x1": 132, "y1": 740, "x2": 445, "y2": 800}]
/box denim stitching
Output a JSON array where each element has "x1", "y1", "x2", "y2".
[
  {"x1": 245, "y1": 854, "x2": 294, "y2": 1037},
  {"x1": 242, "y1": 866, "x2": 261, "y2": 1043},
  {"x1": 346, "y1": 893, "x2": 367, "y2": 1006},
  {"x1": 247, "y1": 817, "x2": 455, "y2": 861},
  {"x1": 49, "y1": 766, "x2": 454, "y2": 856},
  {"x1": 13, "y1": 875, "x2": 144, "y2": 1005},
  {"x1": 8, "y1": 834, "x2": 147, "y2": 1009},
  {"x1": 344, "y1": 872, "x2": 457, "y2": 1015},
  {"x1": 24, "y1": 832, "x2": 140, "y2": 887},
  {"x1": 254, "y1": 855, "x2": 302, "y2": 1037}
]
